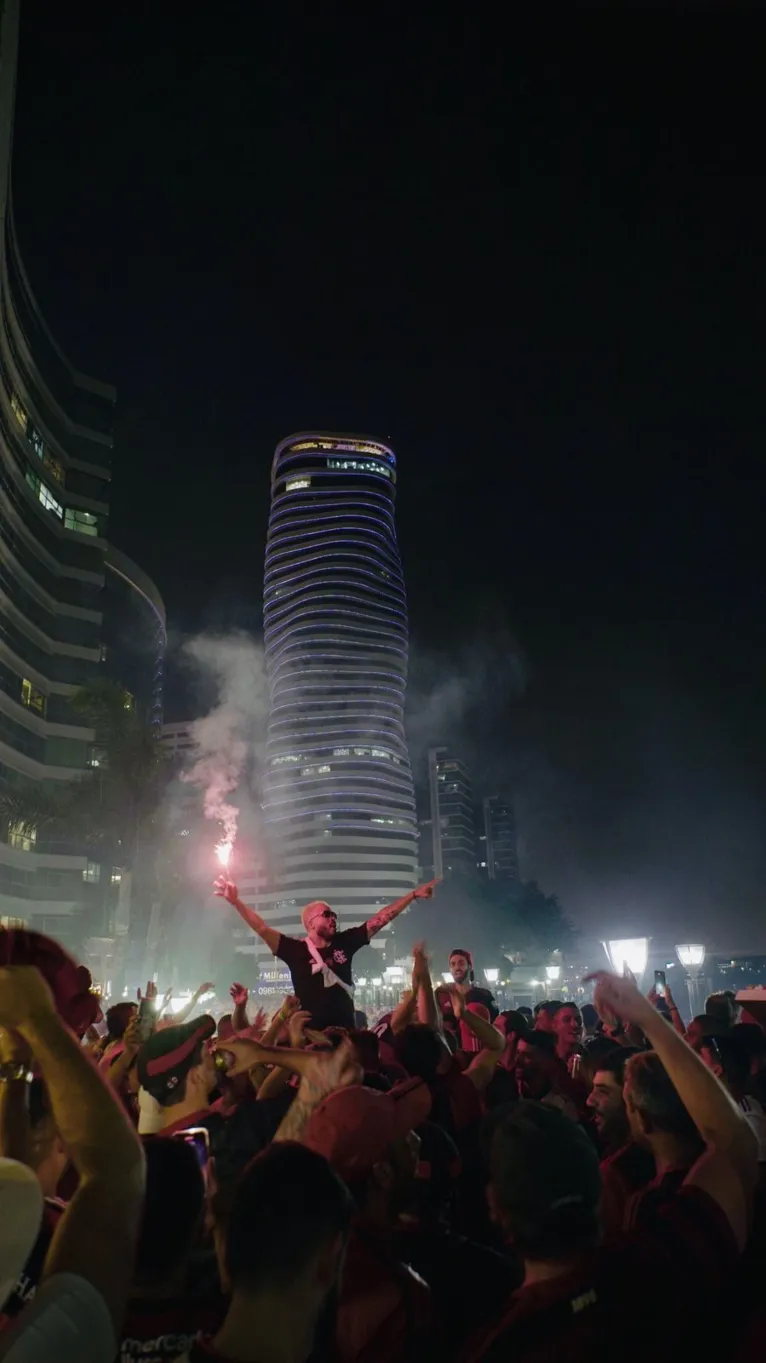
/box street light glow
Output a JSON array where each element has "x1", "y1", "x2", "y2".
[
  {"x1": 603, "y1": 938, "x2": 649, "y2": 978},
  {"x1": 546, "y1": 965, "x2": 561, "y2": 982},
  {"x1": 676, "y1": 943, "x2": 705, "y2": 970},
  {"x1": 484, "y1": 968, "x2": 499, "y2": 983}
]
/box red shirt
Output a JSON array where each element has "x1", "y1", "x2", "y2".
[
  {"x1": 599, "y1": 1143, "x2": 656, "y2": 1238},
  {"x1": 336, "y1": 1228, "x2": 435, "y2": 1363},
  {"x1": 462, "y1": 1187, "x2": 738, "y2": 1363}
]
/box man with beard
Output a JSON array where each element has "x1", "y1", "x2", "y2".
[
  {"x1": 439, "y1": 948, "x2": 498, "y2": 1034},
  {"x1": 586, "y1": 1047, "x2": 655, "y2": 1236},
  {"x1": 215, "y1": 876, "x2": 438, "y2": 1030}
]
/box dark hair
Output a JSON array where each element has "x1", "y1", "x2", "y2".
[
  {"x1": 498, "y1": 1009, "x2": 529, "y2": 1039},
  {"x1": 704, "y1": 993, "x2": 736, "y2": 1027},
  {"x1": 225, "y1": 1144, "x2": 352, "y2": 1293},
  {"x1": 136, "y1": 1138, "x2": 205, "y2": 1282},
  {"x1": 581, "y1": 1004, "x2": 598, "y2": 1029},
  {"x1": 592, "y1": 1045, "x2": 641, "y2": 1086},
  {"x1": 733, "y1": 1022, "x2": 766, "y2": 1061},
  {"x1": 449, "y1": 949, "x2": 474, "y2": 981},
  {"x1": 534, "y1": 1000, "x2": 561, "y2": 1018},
  {"x1": 625, "y1": 1052, "x2": 700, "y2": 1141},
  {"x1": 691, "y1": 1013, "x2": 732, "y2": 1041},
  {"x1": 702, "y1": 1035, "x2": 750, "y2": 1091},
  {"x1": 106, "y1": 1002, "x2": 136, "y2": 1041},
  {"x1": 585, "y1": 1035, "x2": 622, "y2": 1064},
  {"x1": 394, "y1": 1024, "x2": 443, "y2": 1084},
  {"x1": 520, "y1": 1030, "x2": 557, "y2": 1057},
  {"x1": 517, "y1": 1006, "x2": 533, "y2": 1020}
]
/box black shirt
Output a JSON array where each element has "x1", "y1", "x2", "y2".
[{"x1": 276, "y1": 925, "x2": 368, "y2": 1029}]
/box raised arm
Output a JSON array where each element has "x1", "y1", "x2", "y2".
[
  {"x1": 448, "y1": 986, "x2": 503, "y2": 1092},
  {"x1": 0, "y1": 965, "x2": 145, "y2": 1336},
  {"x1": 365, "y1": 878, "x2": 439, "y2": 940},
  {"x1": 214, "y1": 876, "x2": 280, "y2": 954},
  {"x1": 590, "y1": 970, "x2": 757, "y2": 1250}
]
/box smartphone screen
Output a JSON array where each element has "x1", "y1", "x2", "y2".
[
  {"x1": 654, "y1": 969, "x2": 666, "y2": 998},
  {"x1": 175, "y1": 1126, "x2": 210, "y2": 1174}
]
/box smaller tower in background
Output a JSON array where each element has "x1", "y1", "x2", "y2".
[{"x1": 480, "y1": 795, "x2": 519, "y2": 882}]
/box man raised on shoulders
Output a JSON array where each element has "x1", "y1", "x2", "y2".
[{"x1": 214, "y1": 876, "x2": 438, "y2": 1030}]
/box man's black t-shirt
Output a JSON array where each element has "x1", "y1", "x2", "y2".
[{"x1": 276, "y1": 925, "x2": 368, "y2": 1029}]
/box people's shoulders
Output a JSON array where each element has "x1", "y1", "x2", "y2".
[
  {"x1": 336, "y1": 923, "x2": 369, "y2": 954},
  {"x1": 600, "y1": 1142, "x2": 655, "y2": 1190},
  {"x1": 275, "y1": 932, "x2": 306, "y2": 964}
]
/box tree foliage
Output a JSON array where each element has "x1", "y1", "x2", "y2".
[{"x1": 400, "y1": 872, "x2": 575, "y2": 966}]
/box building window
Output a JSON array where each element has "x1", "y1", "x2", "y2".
[
  {"x1": 326, "y1": 457, "x2": 391, "y2": 479},
  {"x1": 99, "y1": 643, "x2": 108, "y2": 662},
  {"x1": 30, "y1": 428, "x2": 44, "y2": 459},
  {"x1": 8, "y1": 820, "x2": 36, "y2": 852},
  {"x1": 83, "y1": 861, "x2": 101, "y2": 883},
  {"x1": 20, "y1": 678, "x2": 46, "y2": 715},
  {"x1": 43, "y1": 451, "x2": 65, "y2": 484},
  {"x1": 88, "y1": 745, "x2": 108, "y2": 768},
  {"x1": 64, "y1": 508, "x2": 99, "y2": 536},
  {"x1": 332, "y1": 747, "x2": 350, "y2": 756},
  {"x1": 122, "y1": 691, "x2": 134, "y2": 711},
  {"x1": 0, "y1": 916, "x2": 27, "y2": 929},
  {"x1": 26, "y1": 470, "x2": 63, "y2": 519},
  {"x1": 111, "y1": 867, "x2": 123, "y2": 884},
  {"x1": 10, "y1": 393, "x2": 27, "y2": 431},
  {"x1": 286, "y1": 477, "x2": 311, "y2": 491}
]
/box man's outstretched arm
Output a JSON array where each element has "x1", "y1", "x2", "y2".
[
  {"x1": 365, "y1": 878, "x2": 439, "y2": 940},
  {"x1": 214, "y1": 877, "x2": 281, "y2": 954}
]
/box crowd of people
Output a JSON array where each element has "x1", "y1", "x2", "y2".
[{"x1": 1, "y1": 885, "x2": 765, "y2": 1362}]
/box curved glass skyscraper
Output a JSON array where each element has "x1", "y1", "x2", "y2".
[{"x1": 260, "y1": 432, "x2": 417, "y2": 943}]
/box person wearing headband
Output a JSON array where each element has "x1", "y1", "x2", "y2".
[{"x1": 214, "y1": 877, "x2": 438, "y2": 1030}]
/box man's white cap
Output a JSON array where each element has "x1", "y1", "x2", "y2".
[{"x1": 0, "y1": 1158, "x2": 43, "y2": 1311}]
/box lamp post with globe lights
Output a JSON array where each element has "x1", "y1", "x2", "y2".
[
  {"x1": 675, "y1": 943, "x2": 706, "y2": 1019},
  {"x1": 603, "y1": 938, "x2": 650, "y2": 984}
]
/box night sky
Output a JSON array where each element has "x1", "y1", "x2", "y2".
[{"x1": 11, "y1": 7, "x2": 766, "y2": 948}]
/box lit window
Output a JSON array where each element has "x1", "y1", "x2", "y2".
[
  {"x1": 326, "y1": 457, "x2": 391, "y2": 479},
  {"x1": 8, "y1": 820, "x2": 36, "y2": 852},
  {"x1": 353, "y1": 747, "x2": 369, "y2": 757},
  {"x1": 332, "y1": 747, "x2": 350, "y2": 756},
  {"x1": 20, "y1": 678, "x2": 46, "y2": 715},
  {"x1": 64, "y1": 508, "x2": 99, "y2": 536},
  {"x1": 286, "y1": 477, "x2": 311, "y2": 491},
  {"x1": 111, "y1": 867, "x2": 123, "y2": 884},
  {"x1": 10, "y1": 393, "x2": 27, "y2": 431},
  {"x1": 371, "y1": 748, "x2": 390, "y2": 759},
  {"x1": 100, "y1": 643, "x2": 108, "y2": 662},
  {"x1": 271, "y1": 754, "x2": 301, "y2": 766},
  {"x1": 88, "y1": 745, "x2": 108, "y2": 768},
  {"x1": 43, "y1": 451, "x2": 65, "y2": 484},
  {"x1": 30, "y1": 428, "x2": 44, "y2": 459},
  {"x1": 316, "y1": 764, "x2": 331, "y2": 774},
  {"x1": 82, "y1": 861, "x2": 101, "y2": 883},
  {"x1": 122, "y1": 691, "x2": 135, "y2": 711},
  {"x1": 38, "y1": 483, "x2": 63, "y2": 517}
]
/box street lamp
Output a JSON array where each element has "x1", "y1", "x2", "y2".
[
  {"x1": 484, "y1": 968, "x2": 499, "y2": 984},
  {"x1": 675, "y1": 943, "x2": 706, "y2": 1019},
  {"x1": 603, "y1": 938, "x2": 649, "y2": 980}
]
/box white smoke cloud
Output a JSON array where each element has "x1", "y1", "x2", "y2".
[{"x1": 180, "y1": 633, "x2": 270, "y2": 846}]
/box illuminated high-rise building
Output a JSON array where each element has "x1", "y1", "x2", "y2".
[
  {"x1": 423, "y1": 747, "x2": 475, "y2": 879},
  {"x1": 254, "y1": 432, "x2": 417, "y2": 953}
]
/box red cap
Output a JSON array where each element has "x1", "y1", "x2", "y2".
[
  {"x1": 0, "y1": 930, "x2": 99, "y2": 1038},
  {"x1": 304, "y1": 1077, "x2": 432, "y2": 1182}
]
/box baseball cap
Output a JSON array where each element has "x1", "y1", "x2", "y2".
[
  {"x1": 137, "y1": 1015, "x2": 216, "y2": 1103},
  {"x1": 301, "y1": 900, "x2": 334, "y2": 931},
  {"x1": 489, "y1": 1100, "x2": 601, "y2": 1233},
  {"x1": 304, "y1": 1077, "x2": 432, "y2": 1182},
  {"x1": 0, "y1": 930, "x2": 100, "y2": 1038},
  {"x1": 0, "y1": 1158, "x2": 43, "y2": 1311}
]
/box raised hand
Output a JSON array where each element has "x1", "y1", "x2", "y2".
[
  {"x1": 297, "y1": 1038, "x2": 363, "y2": 1105},
  {"x1": 214, "y1": 876, "x2": 239, "y2": 905},
  {"x1": 195, "y1": 982, "x2": 215, "y2": 998},
  {"x1": 212, "y1": 1036, "x2": 268, "y2": 1077},
  {"x1": 230, "y1": 982, "x2": 249, "y2": 1007},
  {"x1": 137, "y1": 981, "x2": 157, "y2": 1003},
  {"x1": 585, "y1": 970, "x2": 655, "y2": 1028},
  {"x1": 288, "y1": 1008, "x2": 312, "y2": 1048},
  {"x1": 122, "y1": 1010, "x2": 143, "y2": 1060},
  {"x1": 412, "y1": 878, "x2": 439, "y2": 901}
]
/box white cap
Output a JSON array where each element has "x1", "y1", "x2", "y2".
[{"x1": 0, "y1": 1158, "x2": 43, "y2": 1312}]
